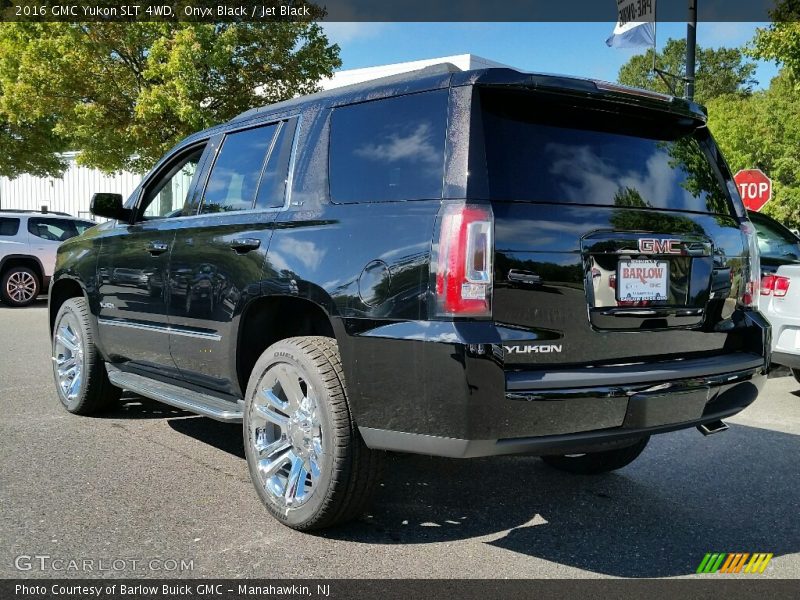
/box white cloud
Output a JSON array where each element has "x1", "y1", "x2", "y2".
[
  {"x1": 700, "y1": 22, "x2": 757, "y2": 48},
  {"x1": 275, "y1": 238, "x2": 325, "y2": 271},
  {"x1": 354, "y1": 123, "x2": 439, "y2": 166},
  {"x1": 320, "y1": 22, "x2": 387, "y2": 44}
]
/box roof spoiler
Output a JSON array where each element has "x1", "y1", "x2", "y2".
[
  {"x1": 418, "y1": 62, "x2": 463, "y2": 75},
  {"x1": 469, "y1": 69, "x2": 707, "y2": 123},
  {"x1": 592, "y1": 80, "x2": 674, "y2": 102}
]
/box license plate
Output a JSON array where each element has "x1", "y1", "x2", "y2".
[{"x1": 617, "y1": 260, "x2": 669, "y2": 302}]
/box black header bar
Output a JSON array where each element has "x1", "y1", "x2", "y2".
[
  {"x1": 3, "y1": 579, "x2": 799, "y2": 600},
  {"x1": 0, "y1": 0, "x2": 791, "y2": 23}
]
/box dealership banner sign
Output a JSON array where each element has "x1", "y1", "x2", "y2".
[{"x1": 606, "y1": 0, "x2": 656, "y2": 48}]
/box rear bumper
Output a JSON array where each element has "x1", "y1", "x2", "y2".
[
  {"x1": 339, "y1": 312, "x2": 770, "y2": 458},
  {"x1": 361, "y1": 404, "x2": 762, "y2": 459},
  {"x1": 773, "y1": 351, "x2": 800, "y2": 370},
  {"x1": 360, "y1": 367, "x2": 766, "y2": 458},
  {"x1": 765, "y1": 305, "x2": 800, "y2": 368}
]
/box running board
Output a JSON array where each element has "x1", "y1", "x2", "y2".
[{"x1": 105, "y1": 364, "x2": 243, "y2": 423}]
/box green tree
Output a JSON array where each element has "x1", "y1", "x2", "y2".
[
  {"x1": 609, "y1": 186, "x2": 704, "y2": 235},
  {"x1": 0, "y1": 18, "x2": 340, "y2": 175},
  {"x1": 0, "y1": 26, "x2": 69, "y2": 178},
  {"x1": 707, "y1": 70, "x2": 800, "y2": 225},
  {"x1": 750, "y1": 1, "x2": 800, "y2": 84},
  {"x1": 0, "y1": 112, "x2": 68, "y2": 178},
  {"x1": 618, "y1": 38, "x2": 757, "y2": 104}
]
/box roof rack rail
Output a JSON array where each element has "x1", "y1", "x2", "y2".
[
  {"x1": 233, "y1": 61, "x2": 463, "y2": 122},
  {"x1": 0, "y1": 209, "x2": 72, "y2": 216}
]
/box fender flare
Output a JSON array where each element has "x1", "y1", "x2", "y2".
[{"x1": 0, "y1": 253, "x2": 46, "y2": 280}]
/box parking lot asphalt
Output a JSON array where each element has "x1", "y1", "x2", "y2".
[{"x1": 1, "y1": 300, "x2": 798, "y2": 579}]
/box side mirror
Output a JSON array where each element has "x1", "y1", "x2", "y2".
[{"x1": 90, "y1": 193, "x2": 131, "y2": 221}]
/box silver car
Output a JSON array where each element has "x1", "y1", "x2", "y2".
[
  {"x1": 0, "y1": 210, "x2": 96, "y2": 307},
  {"x1": 750, "y1": 210, "x2": 800, "y2": 382}
]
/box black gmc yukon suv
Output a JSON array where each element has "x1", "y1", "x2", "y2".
[{"x1": 49, "y1": 65, "x2": 770, "y2": 530}]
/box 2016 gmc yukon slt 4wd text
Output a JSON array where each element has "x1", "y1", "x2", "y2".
[{"x1": 49, "y1": 65, "x2": 770, "y2": 530}]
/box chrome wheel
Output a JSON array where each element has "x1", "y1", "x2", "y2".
[
  {"x1": 53, "y1": 314, "x2": 84, "y2": 402},
  {"x1": 6, "y1": 270, "x2": 37, "y2": 304},
  {"x1": 248, "y1": 363, "x2": 323, "y2": 508}
]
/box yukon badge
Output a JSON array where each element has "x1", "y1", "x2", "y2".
[
  {"x1": 504, "y1": 344, "x2": 563, "y2": 355},
  {"x1": 639, "y1": 238, "x2": 682, "y2": 254}
]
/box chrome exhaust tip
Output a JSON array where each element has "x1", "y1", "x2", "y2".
[{"x1": 697, "y1": 420, "x2": 729, "y2": 436}]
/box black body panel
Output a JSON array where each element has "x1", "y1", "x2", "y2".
[
  {"x1": 491, "y1": 203, "x2": 750, "y2": 366},
  {"x1": 95, "y1": 221, "x2": 179, "y2": 377},
  {"x1": 168, "y1": 211, "x2": 277, "y2": 396}
]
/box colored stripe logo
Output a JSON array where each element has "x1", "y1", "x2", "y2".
[{"x1": 697, "y1": 553, "x2": 773, "y2": 574}]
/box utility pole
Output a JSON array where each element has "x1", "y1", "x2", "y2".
[{"x1": 685, "y1": 0, "x2": 698, "y2": 101}]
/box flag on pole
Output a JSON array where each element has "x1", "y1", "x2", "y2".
[{"x1": 606, "y1": 0, "x2": 656, "y2": 48}]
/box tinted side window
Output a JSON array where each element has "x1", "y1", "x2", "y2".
[
  {"x1": 480, "y1": 89, "x2": 733, "y2": 215},
  {"x1": 0, "y1": 218, "x2": 20, "y2": 236},
  {"x1": 201, "y1": 124, "x2": 278, "y2": 214},
  {"x1": 28, "y1": 218, "x2": 78, "y2": 242},
  {"x1": 255, "y1": 121, "x2": 295, "y2": 210},
  {"x1": 141, "y1": 147, "x2": 205, "y2": 220},
  {"x1": 329, "y1": 90, "x2": 448, "y2": 203}
]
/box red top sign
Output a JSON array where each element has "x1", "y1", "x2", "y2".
[{"x1": 734, "y1": 169, "x2": 772, "y2": 212}]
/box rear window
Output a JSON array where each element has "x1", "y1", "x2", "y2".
[
  {"x1": 751, "y1": 213, "x2": 800, "y2": 260},
  {"x1": 480, "y1": 90, "x2": 732, "y2": 215},
  {"x1": 329, "y1": 89, "x2": 448, "y2": 203},
  {"x1": 0, "y1": 217, "x2": 20, "y2": 236}
]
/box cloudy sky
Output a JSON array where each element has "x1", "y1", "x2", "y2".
[{"x1": 322, "y1": 22, "x2": 779, "y2": 89}]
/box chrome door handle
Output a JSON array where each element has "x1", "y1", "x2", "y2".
[
  {"x1": 146, "y1": 241, "x2": 169, "y2": 255},
  {"x1": 230, "y1": 238, "x2": 261, "y2": 254}
]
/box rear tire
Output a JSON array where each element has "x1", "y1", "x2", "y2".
[
  {"x1": 52, "y1": 297, "x2": 121, "y2": 415},
  {"x1": 243, "y1": 336, "x2": 383, "y2": 531},
  {"x1": 792, "y1": 368, "x2": 800, "y2": 385},
  {"x1": 540, "y1": 437, "x2": 650, "y2": 475},
  {"x1": 1, "y1": 266, "x2": 40, "y2": 307}
]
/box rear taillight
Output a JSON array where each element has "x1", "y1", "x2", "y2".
[
  {"x1": 740, "y1": 221, "x2": 761, "y2": 309},
  {"x1": 775, "y1": 276, "x2": 790, "y2": 297},
  {"x1": 761, "y1": 274, "x2": 790, "y2": 297},
  {"x1": 433, "y1": 202, "x2": 493, "y2": 317}
]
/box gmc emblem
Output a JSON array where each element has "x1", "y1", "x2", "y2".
[{"x1": 638, "y1": 238, "x2": 682, "y2": 254}]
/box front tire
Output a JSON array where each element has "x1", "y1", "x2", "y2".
[
  {"x1": 52, "y1": 297, "x2": 121, "y2": 414},
  {"x1": 243, "y1": 336, "x2": 382, "y2": 531},
  {"x1": 540, "y1": 437, "x2": 650, "y2": 475},
  {"x1": 1, "y1": 266, "x2": 40, "y2": 307}
]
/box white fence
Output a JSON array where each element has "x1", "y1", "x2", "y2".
[{"x1": 0, "y1": 152, "x2": 140, "y2": 219}]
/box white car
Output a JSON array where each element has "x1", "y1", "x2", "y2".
[
  {"x1": 761, "y1": 263, "x2": 800, "y2": 381},
  {"x1": 0, "y1": 210, "x2": 96, "y2": 307},
  {"x1": 749, "y1": 210, "x2": 800, "y2": 382}
]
